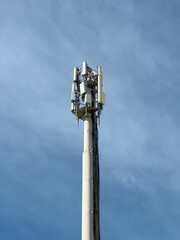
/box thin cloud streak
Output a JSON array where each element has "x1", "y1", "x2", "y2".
[{"x1": 0, "y1": 0, "x2": 180, "y2": 239}]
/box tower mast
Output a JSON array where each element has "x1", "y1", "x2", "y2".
[{"x1": 71, "y1": 62, "x2": 105, "y2": 240}]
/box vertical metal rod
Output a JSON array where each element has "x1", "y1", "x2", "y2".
[
  {"x1": 82, "y1": 116, "x2": 93, "y2": 240},
  {"x1": 92, "y1": 112, "x2": 101, "y2": 240}
]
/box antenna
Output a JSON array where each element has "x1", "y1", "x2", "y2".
[
  {"x1": 71, "y1": 62, "x2": 105, "y2": 240},
  {"x1": 71, "y1": 61, "x2": 105, "y2": 121}
]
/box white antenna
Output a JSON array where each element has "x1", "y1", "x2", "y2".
[
  {"x1": 71, "y1": 62, "x2": 105, "y2": 240},
  {"x1": 71, "y1": 61, "x2": 105, "y2": 121}
]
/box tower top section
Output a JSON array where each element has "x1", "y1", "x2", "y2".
[{"x1": 71, "y1": 61, "x2": 105, "y2": 121}]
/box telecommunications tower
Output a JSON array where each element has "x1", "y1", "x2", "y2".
[{"x1": 71, "y1": 61, "x2": 105, "y2": 240}]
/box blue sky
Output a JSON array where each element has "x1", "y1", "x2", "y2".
[{"x1": 0, "y1": 0, "x2": 180, "y2": 239}]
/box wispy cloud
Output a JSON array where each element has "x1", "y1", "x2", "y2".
[{"x1": 0, "y1": 0, "x2": 180, "y2": 239}]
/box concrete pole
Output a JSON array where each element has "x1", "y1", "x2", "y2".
[{"x1": 82, "y1": 115, "x2": 93, "y2": 240}]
